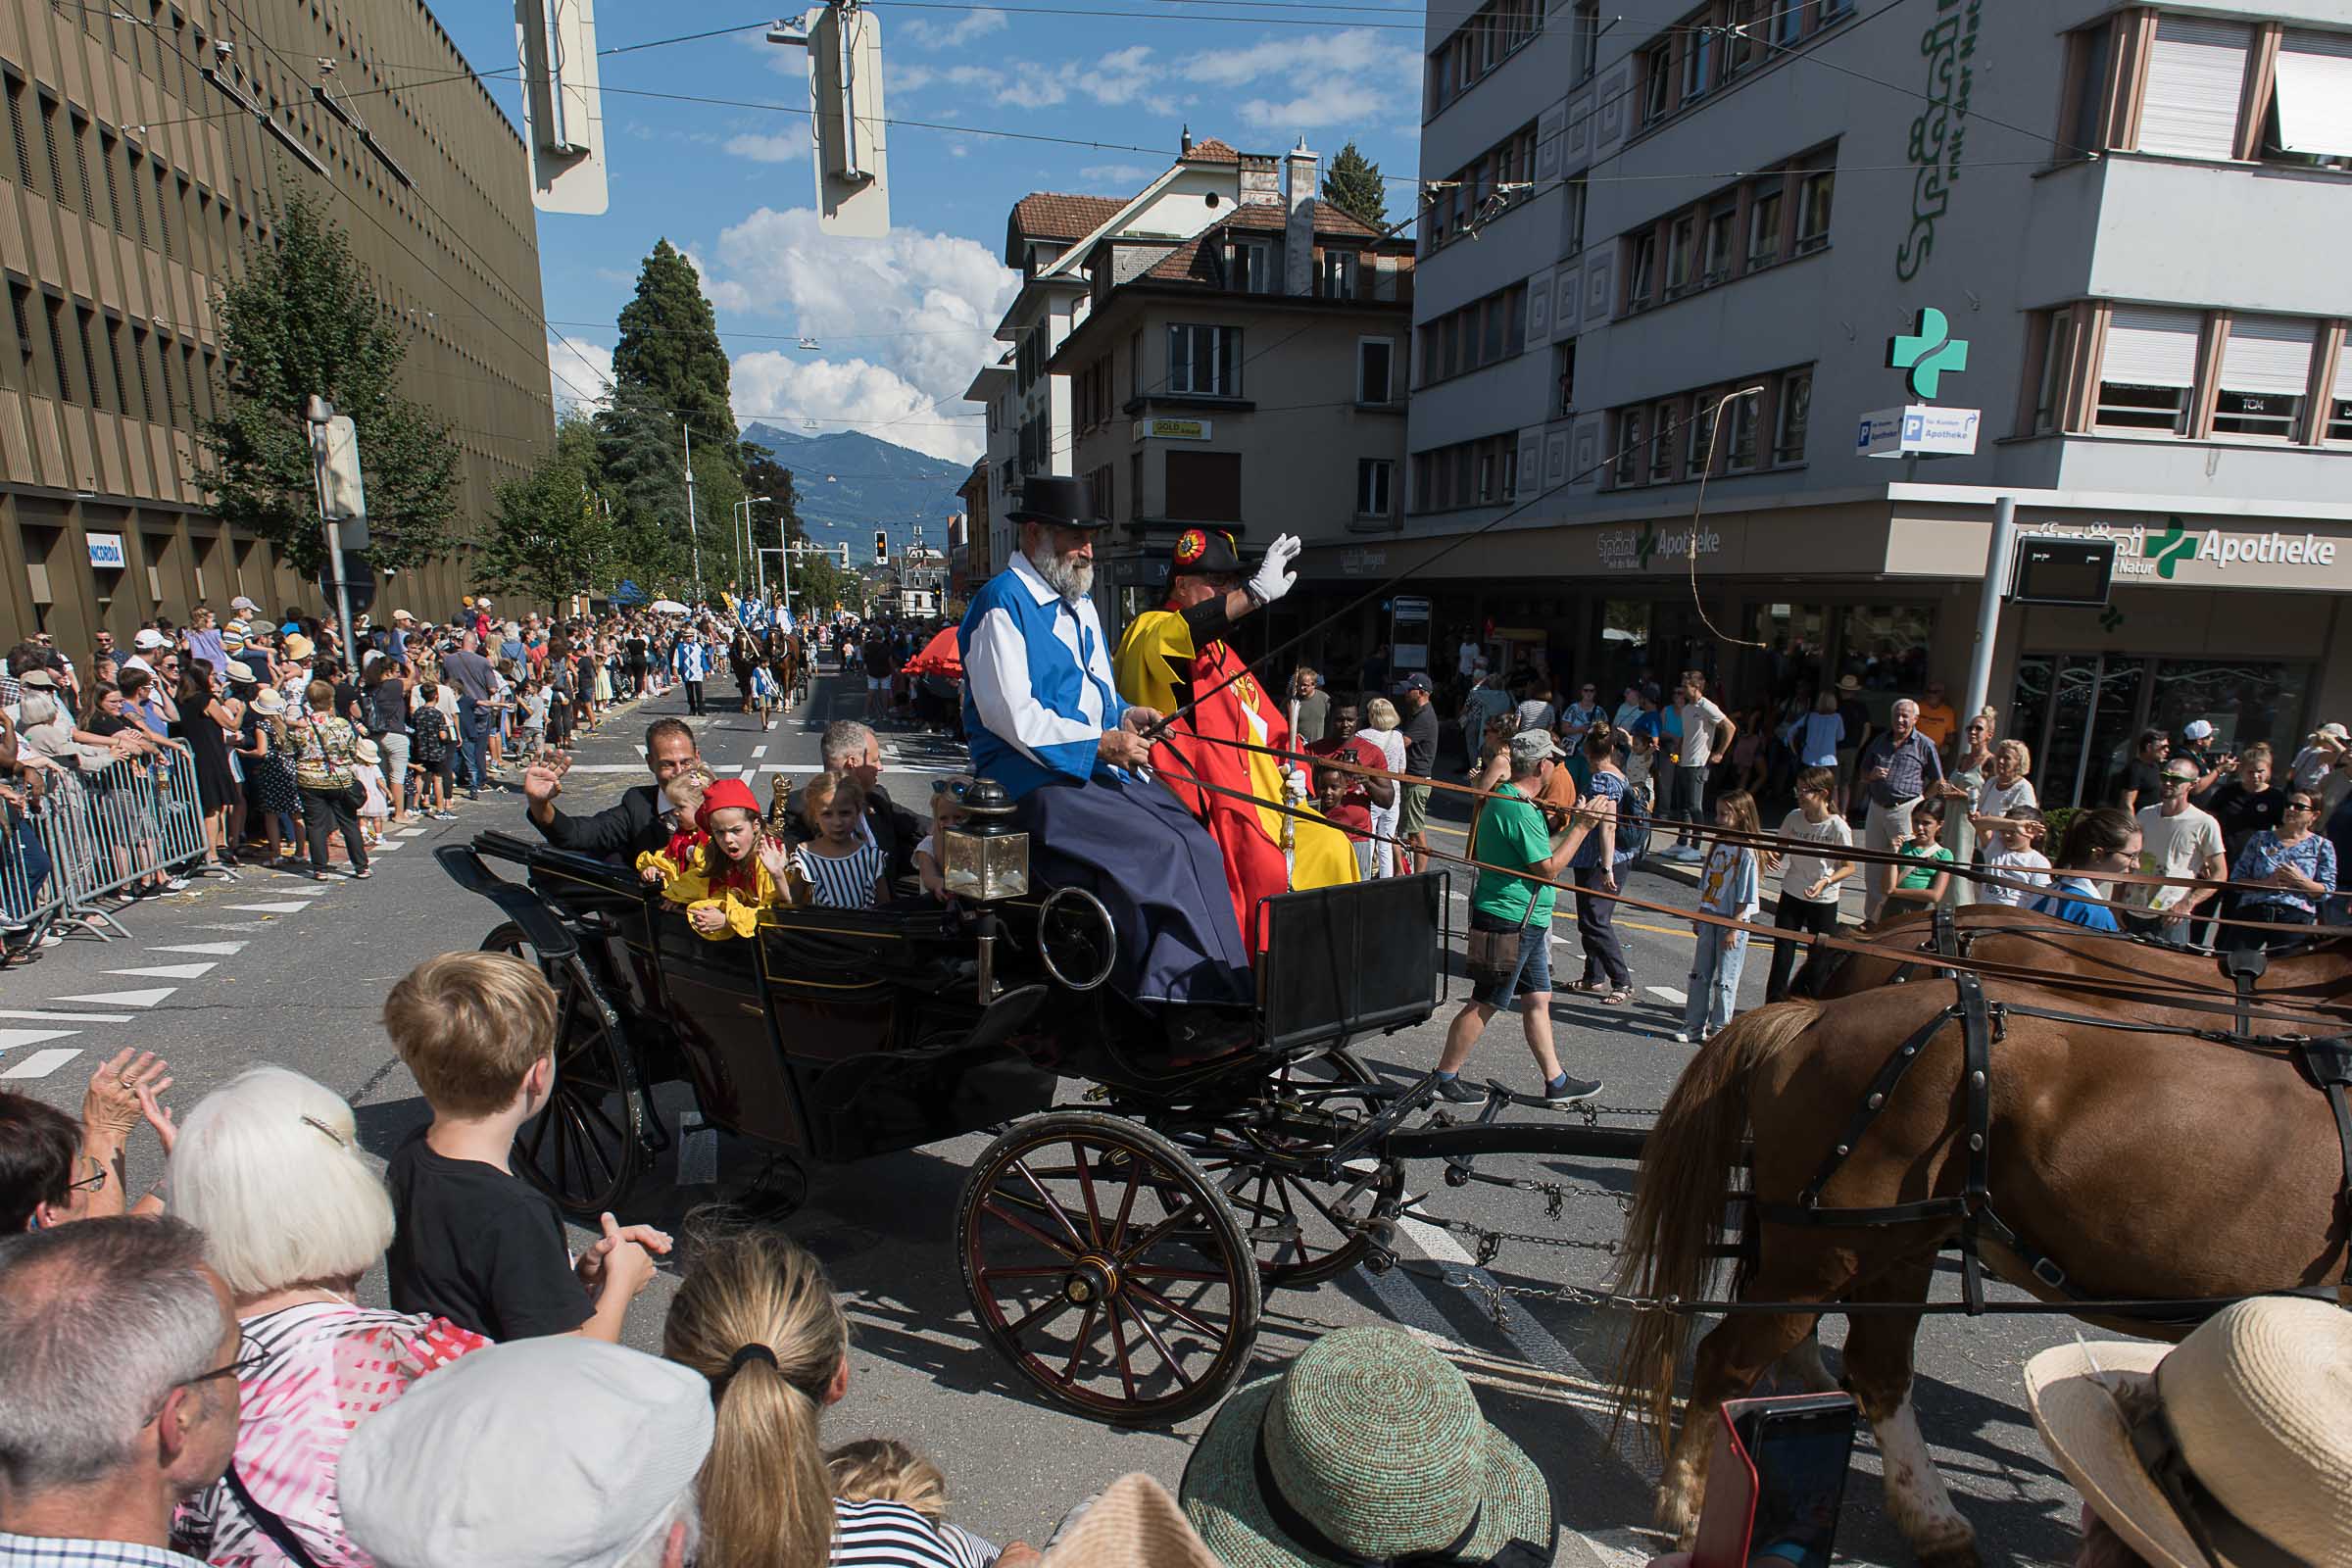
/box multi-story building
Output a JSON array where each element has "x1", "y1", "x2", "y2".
[
  {"x1": 972, "y1": 134, "x2": 1413, "y2": 636},
  {"x1": 1345, "y1": 0, "x2": 2352, "y2": 803},
  {"x1": 0, "y1": 0, "x2": 554, "y2": 649}
]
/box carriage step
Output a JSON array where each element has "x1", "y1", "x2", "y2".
[{"x1": 1245, "y1": 1223, "x2": 1303, "y2": 1246}]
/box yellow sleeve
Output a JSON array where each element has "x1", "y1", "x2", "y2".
[
  {"x1": 636, "y1": 847, "x2": 682, "y2": 882},
  {"x1": 1113, "y1": 609, "x2": 1195, "y2": 715},
  {"x1": 661, "y1": 860, "x2": 713, "y2": 906}
]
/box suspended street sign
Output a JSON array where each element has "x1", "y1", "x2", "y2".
[
  {"x1": 768, "y1": 2, "x2": 891, "y2": 237},
  {"x1": 514, "y1": 0, "x2": 610, "y2": 215}
]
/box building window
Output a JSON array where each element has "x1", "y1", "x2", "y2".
[
  {"x1": 1793, "y1": 167, "x2": 1834, "y2": 252},
  {"x1": 1649, "y1": 399, "x2": 1679, "y2": 480},
  {"x1": 1165, "y1": 450, "x2": 1242, "y2": 520},
  {"x1": 2136, "y1": 16, "x2": 2251, "y2": 161},
  {"x1": 1639, "y1": 40, "x2": 1672, "y2": 122},
  {"x1": 1614, "y1": 407, "x2": 1643, "y2": 485},
  {"x1": 1357, "y1": 458, "x2": 1394, "y2": 518},
  {"x1": 2033, "y1": 307, "x2": 2075, "y2": 434},
  {"x1": 1230, "y1": 238, "x2": 1273, "y2": 294},
  {"x1": 1323, "y1": 249, "x2": 1360, "y2": 298},
  {"x1": 1563, "y1": 176, "x2": 1588, "y2": 256},
  {"x1": 2059, "y1": 20, "x2": 2117, "y2": 158},
  {"x1": 1626, "y1": 231, "x2": 1656, "y2": 310},
  {"x1": 1166, "y1": 323, "x2": 1240, "y2": 396},
  {"x1": 1726, "y1": 390, "x2": 1760, "y2": 470},
  {"x1": 2266, "y1": 29, "x2": 2352, "y2": 168},
  {"x1": 1772, "y1": 369, "x2": 1810, "y2": 463},
  {"x1": 1685, "y1": 394, "x2": 1718, "y2": 475},
  {"x1": 1683, "y1": 12, "x2": 1716, "y2": 100},
  {"x1": 1724, "y1": 0, "x2": 1760, "y2": 76},
  {"x1": 1555, "y1": 339, "x2": 1577, "y2": 416},
  {"x1": 2210, "y1": 316, "x2": 2314, "y2": 440},
  {"x1": 1769, "y1": 0, "x2": 1800, "y2": 46},
  {"x1": 38, "y1": 97, "x2": 67, "y2": 207},
  {"x1": 1747, "y1": 184, "x2": 1783, "y2": 269},
  {"x1": 1418, "y1": 283, "x2": 1527, "y2": 385},
  {"x1": 1701, "y1": 202, "x2": 1737, "y2": 283},
  {"x1": 1501, "y1": 443, "x2": 1519, "y2": 499},
  {"x1": 70, "y1": 114, "x2": 94, "y2": 220},
  {"x1": 1356, "y1": 337, "x2": 1395, "y2": 404},
  {"x1": 2095, "y1": 305, "x2": 2201, "y2": 433},
  {"x1": 1665, "y1": 213, "x2": 1695, "y2": 294},
  {"x1": 1574, "y1": 0, "x2": 1599, "y2": 80}
]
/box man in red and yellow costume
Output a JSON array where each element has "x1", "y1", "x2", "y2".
[{"x1": 1115, "y1": 527, "x2": 1358, "y2": 953}]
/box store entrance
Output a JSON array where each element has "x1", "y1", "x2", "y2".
[{"x1": 2010, "y1": 653, "x2": 2310, "y2": 806}]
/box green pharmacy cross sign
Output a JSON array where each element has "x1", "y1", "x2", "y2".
[{"x1": 1888, "y1": 307, "x2": 1970, "y2": 399}]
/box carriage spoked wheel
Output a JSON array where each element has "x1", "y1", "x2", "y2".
[
  {"x1": 480, "y1": 921, "x2": 649, "y2": 1218},
  {"x1": 1158, "y1": 1050, "x2": 1403, "y2": 1290},
  {"x1": 956, "y1": 1111, "x2": 1260, "y2": 1425}
]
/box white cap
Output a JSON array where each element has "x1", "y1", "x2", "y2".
[
  {"x1": 2182, "y1": 719, "x2": 2214, "y2": 742},
  {"x1": 133, "y1": 628, "x2": 167, "y2": 651},
  {"x1": 230, "y1": 595, "x2": 260, "y2": 612},
  {"x1": 340, "y1": 1338, "x2": 713, "y2": 1568}
]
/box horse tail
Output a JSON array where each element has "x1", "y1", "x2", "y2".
[{"x1": 1611, "y1": 999, "x2": 1822, "y2": 1445}]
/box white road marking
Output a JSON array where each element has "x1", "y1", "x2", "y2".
[
  {"x1": 372, "y1": 840, "x2": 404, "y2": 852},
  {"x1": 188, "y1": 922, "x2": 271, "y2": 934},
  {"x1": 396, "y1": 828, "x2": 427, "y2": 839},
  {"x1": 230, "y1": 902, "x2": 315, "y2": 914},
  {"x1": 0, "y1": 1009, "x2": 131, "y2": 1023},
  {"x1": 1645, "y1": 985, "x2": 1687, "y2": 1004},
  {"x1": 752, "y1": 745, "x2": 767, "y2": 759},
  {"x1": 103, "y1": 962, "x2": 218, "y2": 980},
  {"x1": 0, "y1": 1027, "x2": 80, "y2": 1052},
  {"x1": 54, "y1": 988, "x2": 176, "y2": 1007},
  {"x1": 147, "y1": 942, "x2": 248, "y2": 956},
  {"x1": 1, "y1": 1048, "x2": 83, "y2": 1079}
]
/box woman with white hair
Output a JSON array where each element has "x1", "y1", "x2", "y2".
[
  {"x1": 1356, "y1": 698, "x2": 1409, "y2": 878},
  {"x1": 169, "y1": 1065, "x2": 491, "y2": 1567}
]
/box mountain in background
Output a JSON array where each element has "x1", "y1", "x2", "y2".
[{"x1": 740, "y1": 423, "x2": 970, "y2": 558}]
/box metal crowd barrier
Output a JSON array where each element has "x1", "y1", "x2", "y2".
[{"x1": 2, "y1": 739, "x2": 231, "y2": 947}]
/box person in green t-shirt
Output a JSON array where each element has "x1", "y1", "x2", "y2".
[
  {"x1": 1883, "y1": 800, "x2": 1955, "y2": 916},
  {"x1": 1433, "y1": 731, "x2": 1604, "y2": 1109}
]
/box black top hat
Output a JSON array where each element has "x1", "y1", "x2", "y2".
[
  {"x1": 1168, "y1": 527, "x2": 1246, "y2": 576},
  {"x1": 1007, "y1": 474, "x2": 1109, "y2": 531}
]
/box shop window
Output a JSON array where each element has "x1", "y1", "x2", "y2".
[
  {"x1": 2096, "y1": 306, "x2": 2201, "y2": 433},
  {"x1": 2136, "y1": 16, "x2": 2250, "y2": 161},
  {"x1": 1772, "y1": 369, "x2": 1810, "y2": 463},
  {"x1": 2210, "y1": 316, "x2": 2314, "y2": 439},
  {"x1": 1836, "y1": 605, "x2": 1933, "y2": 707}
]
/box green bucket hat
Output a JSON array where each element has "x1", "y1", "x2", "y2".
[{"x1": 1179, "y1": 1326, "x2": 1555, "y2": 1568}]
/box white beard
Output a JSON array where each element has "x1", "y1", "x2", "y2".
[{"x1": 1026, "y1": 544, "x2": 1094, "y2": 604}]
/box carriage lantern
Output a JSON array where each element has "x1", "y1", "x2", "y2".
[{"x1": 943, "y1": 777, "x2": 1029, "y2": 901}]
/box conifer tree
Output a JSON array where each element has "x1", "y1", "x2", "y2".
[{"x1": 1322, "y1": 141, "x2": 1389, "y2": 230}]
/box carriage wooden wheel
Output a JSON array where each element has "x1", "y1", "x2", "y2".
[
  {"x1": 480, "y1": 921, "x2": 650, "y2": 1218},
  {"x1": 956, "y1": 1111, "x2": 1260, "y2": 1424},
  {"x1": 1152, "y1": 1051, "x2": 1403, "y2": 1289}
]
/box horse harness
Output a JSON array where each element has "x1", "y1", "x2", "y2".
[{"x1": 1755, "y1": 961, "x2": 2352, "y2": 1322}]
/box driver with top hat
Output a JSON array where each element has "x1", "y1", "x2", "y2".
[
  {"x1": 1115, "y1": 525, "x2": 1359, "y2": 953},
  {"x1": 959, "y1": 477, "x2": 1253, "y2": 1023}
]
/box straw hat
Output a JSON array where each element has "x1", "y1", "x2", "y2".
[
  {"x1": 2024, "y1": 1296, "x2": 2352, "y2": 1568},
  {"x1": 250, "y1": 688, "x2": 286, "y2": 715},
  {"x1": 283, "y1": 634, "x2": 315, "y2": 662},
  {"x1": 1044, "y1": 1476, "x2": 1220, "y2": 1568},
  {"x1": 221, "y1": 661, "x2": 256, "y2": 684},
  {"x1": 1180, "y1": 1326, "x2": 1554, "y2": 1568},
  {"x1": 354, "y1": 736, "x2": 380, "y2": 764}
]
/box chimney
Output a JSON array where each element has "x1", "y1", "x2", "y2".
[
  {"x1": 1180, "y1": 122, "x2": 1193, "y2": 156},
  {"x1": 1283, "y1": 136, "x2": 1316, "y2": 297}
]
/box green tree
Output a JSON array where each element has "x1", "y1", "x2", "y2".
[
  {"x1": 1322, "y1": 141, "x2": 1388, "y2": 230},
  {"x1": 474, "y1": 416, "x2": 612, "y2": 614},
  {"x1": 198, "y1": 185, "x2": 464, "y2": 573},
  {"x1": 594, "y1": 383, "x2": 690, "y2": 591}
]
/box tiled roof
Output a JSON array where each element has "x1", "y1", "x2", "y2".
[
  {"x1": 1144, "y1": 218, "x2": 1230, "y2": 282},
  {"x1": 1010, "y1": 192, "x2": 1130, "y2": 241},
  {"x1": 1180, "y1": 136, "x2": 1242, "y2": 164},
  {"x1": 1223, "y1": 200, "x2": 1386, "y2": 239}
]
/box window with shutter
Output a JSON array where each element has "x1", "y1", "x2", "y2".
[
  {"x1": 2096, "y1": 306, "x2": 2203, "y2": 431},
  {"x1": 2326, "y1": 347, "x2": 2352, "y2": 442},
  {"x1": 2212, "y1": 317, "x2": 2314, "y2": 439},
  {"x1": 2269, "y1": 29, "x2": 2352, "y2": 164},
  {"x1": 2137, "y1": 17, "x2": 2250, "y2": 161}
]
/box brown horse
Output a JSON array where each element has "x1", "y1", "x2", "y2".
[
  {"x1": 1795, "y1": 903, "x2": 2352, "y2": 1020},
  {"x1": 1613, "y1": 979, "x2": 2350, "y2": 1565}
]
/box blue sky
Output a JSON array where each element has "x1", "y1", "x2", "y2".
[{"x1": 431, "y1": 2, "x2": 1430, "y2": 463}]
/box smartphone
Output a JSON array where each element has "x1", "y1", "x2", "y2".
[{"x1": 1690, "y1": 1393, "x2": 1858, "y2": 1568}]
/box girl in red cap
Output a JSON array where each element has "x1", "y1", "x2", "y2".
[{"x1": 658, "y1": 777, "x2": 784, "y2": 939}]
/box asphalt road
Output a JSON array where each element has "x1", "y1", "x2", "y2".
[{"x1": 0, "y1": 663, "x2": 2096, "y2": 1567}]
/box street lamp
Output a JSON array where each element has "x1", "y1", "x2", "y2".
[{"x1": 737, "y1": 496, "x2": 774, "y2": 598}]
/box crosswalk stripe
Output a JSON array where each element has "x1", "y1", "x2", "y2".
[
  {"x1": 0, "y1": 1027, "x2": 80, "y2": 1052},
  {"x1": 1, "y1": 1049, "x2": 83, "y2": 1080},
  {"x1": 0, "y1": 1009, "x2": 131, "y2": 1022},
  {"x1": 189, "y1": 922, "x2": 272, "y2": 933},
  {"x1": 396, "y1": 828, "x2": 427, "y2": 839},
  {"x1": 103, "y1": 962, "x2": 217, "y2": 980},
  {"x1": 373, "y1": 840, "x2": 405, "y2": 852},
  {"x1": 147, "y1": 942, "x2": 249, "y2": 956},
  {"x1": 230, "y1": 902, "x2": 315, "y2": 914},
  {"x1": 1645, "y1": 985, "x2": 1688, "y2": 1004},
  {"x1": 752, "y1": 745, "x2": 767, "y2": 759},
  {"x1": 54, "y1": 988, "x2": 176, "y2": 1007}
]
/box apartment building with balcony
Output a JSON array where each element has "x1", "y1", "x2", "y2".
[
  {"x1": 1328, "y1": 0, "x2": 2352, "y2": 804},
  {"x1": 0, "y1": 0, "x2": 555, "y2": 649},
  {"x1": 971, "y1": 133, "x2": 1413, "y2": 638}
]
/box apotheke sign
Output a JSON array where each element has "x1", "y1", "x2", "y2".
[
  {"x1": 1596, "y1": 521, "x2": 1722, "y2": 571},
  {"x1": 2021, "y1": 514, "x2": 2347, "y2": 589}
]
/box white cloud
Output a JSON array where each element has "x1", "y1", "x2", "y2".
[
  {"x1": 724, "y1": 126, "x2": 811, "y2": 164},
  {"x1": 895, "y1": 9, "x2": 1007, "y2": 49},
  {"x1": 547, "y1": 336, "x2": 613, "y2": 416},
  {"x1": 1178, "y1": 28, "x2": 1418, "y2": 130},
  {"x1": 1078, "y1": 163, "x2": 1157, "y2": 190},
  {"x1": 697, "y1": 207, "x2": 1020, "y2": 463}
]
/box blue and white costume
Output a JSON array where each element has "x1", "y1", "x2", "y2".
[
  {"x1": 962, "y1": 552, "x2": 1250, "y2": 1008},
  {"x1": 674, "y1": 638, "x2": 712, "y2": 682}
]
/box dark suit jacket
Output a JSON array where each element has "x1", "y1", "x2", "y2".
[
  {"x1": 534, "y1": 783, "x2": 672, "y2": 863},
  {"x1": 784, "y1": 780, "x2": 927, "y2": 883}
]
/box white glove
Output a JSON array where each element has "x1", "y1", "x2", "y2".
[
  {"x1": 1246, "y1": 533, "x2": 1302, "y2": 607},
  {"x1": 1285, "y1": 765, "x2": 1309, "y2": 802}
]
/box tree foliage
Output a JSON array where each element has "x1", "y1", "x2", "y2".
[
  {"x1": 474, "y1": 416, "x2": 612, "y2": 614},
  {"x1": 1322, "y1": 141, "x2": 1389, "y2": 231},
  {"x1": 594, "y1": 382, "x2": 691, "y2": 590},
  {"x1": 611, "y1": 239, "x2": 743, "y2": 593},
  {"x1": 198, "y1": 185, "x2": 463, "y2": 573}
]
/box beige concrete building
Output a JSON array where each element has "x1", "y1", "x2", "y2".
[{"x1": 0, "y1": 0, "x2": 554, "y2": 651}]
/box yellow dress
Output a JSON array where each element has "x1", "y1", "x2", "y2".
[{"x1": 660, "y1": 845, "x2": 784, "y2": 940}]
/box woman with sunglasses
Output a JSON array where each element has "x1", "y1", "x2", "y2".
[
  {"x1": 1, "y1": 1049, "x2": 173, "y2": 1230},
  {"x1": 2223, "y1": 790, "x2": 2336, "y2": 952}
]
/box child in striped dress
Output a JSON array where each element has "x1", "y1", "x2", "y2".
[{"x1": 790, "y1": 771, "x2": 887, "y2": 911}]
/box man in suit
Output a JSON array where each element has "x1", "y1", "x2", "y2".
[
  {"x1": 521, "y1": 716, "x2": 702, "y2": 862},
  {"x1": 786, "y1": 718, "x2": 928, "y2": 884}
]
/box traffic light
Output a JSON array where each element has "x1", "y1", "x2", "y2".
[{"x1": 873, "y1": 529, "x2": 888, "y2": 564}]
